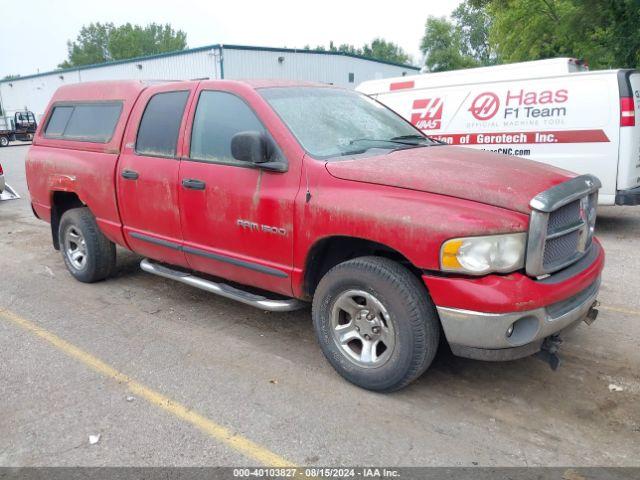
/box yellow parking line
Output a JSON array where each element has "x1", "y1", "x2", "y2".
[
  {"x1": 599, "y1": 305, "x2": 640, "y2": 317},
  {"x1": 0, "y1": 308, "x2": 295, "y2": 467}
]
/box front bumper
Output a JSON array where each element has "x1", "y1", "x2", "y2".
[
  {"x1": 437, "y1": 277, "x2": 600, "y2": 360},
  {"x1": 423, "y1": 240, "x2": 604, "y2": 361},
  {"x1": 615, "y1": 185, "x2": 640, "y2": 206}
]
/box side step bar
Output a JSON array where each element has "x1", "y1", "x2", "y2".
[{"x1": 140, "y1": 258, "x2": 307, "y2": 312}]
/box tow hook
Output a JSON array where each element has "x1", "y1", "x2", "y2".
[
  {"x1": 535, "y1": 335, "x2": 563, "y2": 371},
  {"x1": 583, "y1": 301, "x2": 600, "y2": 326}
]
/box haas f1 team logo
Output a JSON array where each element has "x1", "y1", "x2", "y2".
[
  {"x1": 469, "y1": 92, "x2": 500, "y2": 120},
  {"x1": 410, "y1": 98, "x2": 443, "y2": 130}
]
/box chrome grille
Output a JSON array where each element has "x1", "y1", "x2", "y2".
[
  {"x1": 547, "y1": 200, "x2": 580, "y2": 232},
  {"x1": 543, "y1": 229, "x2": 580, "y2": 269},
  {"x1": 526, "y1": 175, "x2": 601, "y2": 277}
]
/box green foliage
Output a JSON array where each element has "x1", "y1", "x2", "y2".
[
  {"x1": 362, "y1": 38, "x2": 411, "y2": 64},
  {"x1": 420, "y1": 1, "x2": 495, "y2": 72},
  {"x1": 420, "y1": 17, "x2": 480, "y2": 72},
  {"x1": 483, "y1": 0, "x2": 640, "y2": 69},
  {"x1": 421, "y1": 0, "x2": 640, "y2": 71},
  {"x1": 59, "y1": 22, "x2": 187, "y2": 68},
  {"x1": 303, "y1": 38, "x2": 412, "y2": 64},
  {"x1": 452, "y1": 1, "x2": 496, "y2": 66}
]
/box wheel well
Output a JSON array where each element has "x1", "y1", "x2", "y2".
[
  {"x1": 303, "y1": 236, "x2": 421, "y2": 298},
  {"x1": 50, "y1": 191, "x2": 84, "y2": 250}
]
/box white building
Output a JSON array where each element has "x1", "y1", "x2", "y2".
[{"x1": 0, "y1": 43, "x2": 419, "y2": 119}]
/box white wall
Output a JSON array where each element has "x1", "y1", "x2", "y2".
[
  {"x1": 1, "y1": 71, "x2": 81, "y2": 121},
  {"x1": 223, "y1": 48, "x2": 413, "y2": 88}
]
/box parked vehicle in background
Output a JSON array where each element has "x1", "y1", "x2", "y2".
[
  {"x1": 358, "y1": 58, "x2": 640, "y2": 206},
  {"x1": 0, "y1": 161, "x2": 20, "y2": 201},
  {"x1": 26, "y1": 80, "x2": 604, "y2": 391},
  {"x1": 0, "y1": 110, "x2": 38, "y2": 146}
]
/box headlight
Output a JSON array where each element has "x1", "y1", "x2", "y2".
[{"x1": 440, "y1": 233, "x2": 527, "y2": 275}]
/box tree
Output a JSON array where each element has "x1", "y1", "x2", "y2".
[
  {"x1": 485, "y1": 0, "x2": 581, "y2": 64},
  {"x1": 362, "y1": 38, "x2": 411, "y2": 64},
  {"x1": 452, "y1": 1, "x2": 496, "y2": 65},
  {"x1": 303, "y1": 38, "x2": 412, "y2": 65},
  {"x1": 420, "y1": 0, "x2": 496, "y2": 72},
  {"x1": 59, "y1": 22, "x2": 187, "y2": 68},
  {"x1": 478, "y1": 0, "x2": 640, "y2": 69},
  {"x1": 420, "y1": 17, "x2": 479, "y2": 72}
]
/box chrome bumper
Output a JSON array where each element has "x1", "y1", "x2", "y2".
[{"x1": 437, "y1": 277, "x2": 600, "y2": 360}]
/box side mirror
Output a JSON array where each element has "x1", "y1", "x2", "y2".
[{"x1": 231, "y1": 131, "x2": 270, "y2": 164}]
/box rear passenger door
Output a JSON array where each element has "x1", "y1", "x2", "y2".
[{"x1": 117, "y1": 83, "x2": 196, "y2": 268}]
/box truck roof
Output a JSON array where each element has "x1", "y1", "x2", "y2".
[
  {"x1": 50, "y1": 80, "x2": 151, "y2": 103},
  {"x1": 36, "y1": 79, "x2": 335, "y2": 154},
  {"x1": 50, "y1": 79, "x2": 329, "y2": 101}
]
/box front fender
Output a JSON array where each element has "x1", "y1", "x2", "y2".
[{"x1": 293, "y1": 166, "x2": 529, "y2": 283}]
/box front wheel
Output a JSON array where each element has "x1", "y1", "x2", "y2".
[
  {"x1": 59, "y1": 207, "x2": 116, "y2": 283},
  {"x1": 0, "y1": 136, "x2": 8, "y2": 147},
  {"x1": 312, "y1": 256, "x2": 440, "y2": 391}
]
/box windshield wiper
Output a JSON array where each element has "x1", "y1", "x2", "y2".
[
  {"x1": 391, "y1": 134, "x2": 448, "y2": 147},
  {"x1": 339, "y1": 136, "x2": 434, "y2": 157},
  {"x1": 349, "y1": 137, "x2": 419, "y2": 147},
  {"x1": 390, "y1": 134, "x2": 429, "y2": 142}
]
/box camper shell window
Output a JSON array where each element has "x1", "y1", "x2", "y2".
[{"x1": 44, "y1": 102, "x2": 123, "y2": 143}]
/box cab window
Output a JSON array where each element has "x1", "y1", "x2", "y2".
[
  {"x1": 136, "y1": 91, "x2": 189, "y2": 158},
  {"x1": 190, "y1": 91, "x2": 266, "y2": 164}
]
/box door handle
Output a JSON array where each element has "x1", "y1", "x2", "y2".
[
  {"x1": 121, "y1": 169, "x2": 139, "y2": 180},
  {"x1": 182, "y1": 178, "x2": 206, "y2": 190}
]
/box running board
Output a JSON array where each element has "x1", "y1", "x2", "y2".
[{"x1": 140, "y1": 258, "x2": 307, "y2": 312}]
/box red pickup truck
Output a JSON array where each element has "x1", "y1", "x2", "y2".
[{"x1": 26, "y1": 80, "x2": 604, "y2": 391}]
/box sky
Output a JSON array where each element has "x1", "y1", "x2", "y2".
[{"x1": 0, "y1": 0, "x2": 462, "y2": 78}]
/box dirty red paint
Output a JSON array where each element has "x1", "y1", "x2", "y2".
[
  {"x1": 325, "y1": 146, "x2": 574, "y2": 214},
  {"x1": 26, "y1": 79, "x2": 604, "y2": 311}
]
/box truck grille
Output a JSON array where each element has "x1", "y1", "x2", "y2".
[{"x1": 526, "y1": 175, "x2": 600, "y2": 277}]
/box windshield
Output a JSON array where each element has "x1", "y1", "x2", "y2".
[{"x1": 259, "y1": 87, "x2": 436, "y2": 159}]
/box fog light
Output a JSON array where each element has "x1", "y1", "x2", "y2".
[{"x1": 506, "y1": 325, "x2": 514, "y2": 337}]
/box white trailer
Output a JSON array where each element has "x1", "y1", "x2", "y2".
[{"x1": 358, "y1": 58, "x2": 640, "y2": 206}]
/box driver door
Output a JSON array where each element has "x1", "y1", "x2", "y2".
[{"x1": 178, "y1": 86, "x2": 300, "y2": 296}]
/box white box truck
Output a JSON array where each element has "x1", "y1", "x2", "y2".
[{"x1": 357, "y1": 58, "x2": 640, "y2": 206}]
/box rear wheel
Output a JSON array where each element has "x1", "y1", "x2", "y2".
[
  {"x1": 0, "y1": 136, "x2": 8, "y2": 147},
  {"x1": 59, "y1": 207, "x2": 116, "y2": 283},
  {"x1": 312, "y1": 256, "x2": 440, "y2": 391}
]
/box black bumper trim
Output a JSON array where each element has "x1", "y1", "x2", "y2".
[
  {"x1": 450, "y1": 340, "x2": 543, "y2": 362},
  {"x1": 615, "y1": 186, "x2": 640, "y2": 206}
]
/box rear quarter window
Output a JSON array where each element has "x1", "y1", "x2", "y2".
[
  {"x1": 135, "y1": 90, "x2": 190, "y2": 158},
  {"x1": 44, "y1": 103, "x2": 122, "y2": 142}
]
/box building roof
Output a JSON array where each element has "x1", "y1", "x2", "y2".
[{"x1": 1, "y1": 43, "x2": 420, "y2": 84}]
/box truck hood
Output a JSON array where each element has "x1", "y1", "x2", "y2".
[{"x1": 325, "y1": 146, "x2": 575, "y2": 214}]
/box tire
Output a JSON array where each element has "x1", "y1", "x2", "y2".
[
  {"x1": 0, "y1": 136, "x2": 8, "y2": 147},
  {"x1": 312, "y1": 256, "x2": 440, "y2": 392},
  {"x1": 58, "y1": 207, "x2": 116, "y2": 283}
]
